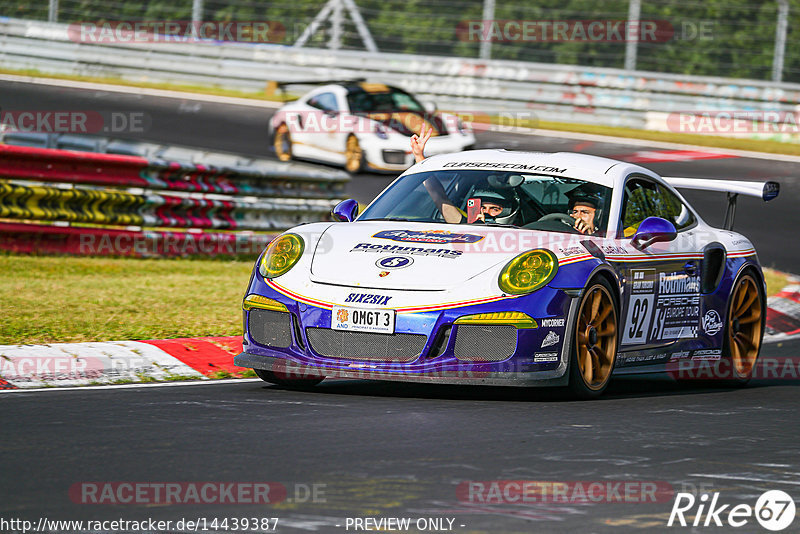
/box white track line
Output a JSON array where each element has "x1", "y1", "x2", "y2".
[{"x1": 0, "y1": 377, "x2": 262, "y2": 394}]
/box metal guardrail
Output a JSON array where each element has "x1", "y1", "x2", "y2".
[
  {"x1": 3, "y1": 18, "x2": 800, "y2": 133},
  {"x1": 0, "y1": 132, "x2": 349, "y2": 256}
]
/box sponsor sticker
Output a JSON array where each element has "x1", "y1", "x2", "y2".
[
  {"x1": 372, "y1": 230, "x2": 484, "y2": 244},
  {"x1": 558, "y1": 246, "x2": 583, "y2": 257},
  {"x1": 541, "y1": 331, "x2": 560, "y2": 348},
  {"x1": 533, "y1": 352, "x2": 559, "y2": 363},
  {"x1": 375, "y1": 256, "x2": 413, "y2": 270},
  {"x1": 669, "y1": 350, "x2": 691, "y2": 361},
  {"x1": 702, "y1": 310, "x2": 723, "y2": 336},
  {"x1": 332, "y1": 306, "x2": 395, "y2": 334},
  {"x1": 344, "y1": 293, "x2": 392, "y2": 306},
  {"x1": 540, "y1": 318, "x2": 565, "y2": 327},
  {"x1": 623, "y1": 269, "x2": 701, "y2": 346},
  {"x1": 441, "y1": 161, "x2": 567, "y2": 172},
  {"x1": 350, "y1": 243, "x2": 462, "y2": 258},
  {"x1": 691, "y1": 349, "x2": 722, "y2": 361},
  {"x1": 601, "y1": 245, "x2": 628, "y2": 255}
]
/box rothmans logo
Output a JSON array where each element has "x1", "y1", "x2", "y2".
[{"x1": 351, "y1": 243, "x2": 462, "y2": 258}]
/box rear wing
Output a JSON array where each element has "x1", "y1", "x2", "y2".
[
  {"x1": 265, "y1": 78, "x2": 366, "y2": 98},
  {"x1": 662, "y1": 177, "x2": 780, "y2": 230}
]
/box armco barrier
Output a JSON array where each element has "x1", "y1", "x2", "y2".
[
  {"x1": 0, "y1": 135, "x2": 349, "y2": 257},
  {"x1": 0, "y1": 136, "x2": 348, "y2": 198},
  {"x1": 3, "y1": 18, "x2": 800, "y2": 134}
]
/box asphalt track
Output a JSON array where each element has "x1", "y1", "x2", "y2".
[
  {"x1": 2, "y1": 80, "x2": 800, "y2": 533},
  {"x1": 3, "y1": 343, "x2": 800, "y2": 533}
]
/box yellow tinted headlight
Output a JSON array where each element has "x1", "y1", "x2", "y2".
[
  {"x1": 498, "y1": 249, "x2": 558, "y2": 295},
  {"x1": 243, "y1": 294, "x2": 288, "y2": 312},
  {"x1": 259, "y1": 233, "x2": 304, "y2": 279},
  {"x1": 455, "y1": 312, "x2": 538, "y2": 329}
]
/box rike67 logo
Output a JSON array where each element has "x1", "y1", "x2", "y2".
[{"x1": 668, "y1": 490, "x2": 796, "y2": 531}]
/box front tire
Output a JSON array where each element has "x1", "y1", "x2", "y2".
[
  {"x1": 274, "y1": 123, "x2": 292, "y2": 162},
  {"x1": 253, "y1": 368, "x2": 324, "y2": 388},
  {"x1": 568, "y1": 278, "x2": 619, "y2": 399},
  {"x1": 344, "y1": 135, "x2": 364, "y2": 174}
]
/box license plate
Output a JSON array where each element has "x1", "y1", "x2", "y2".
[{"x1": 331, "y1": 306, "x2": 395, "y2": 334}]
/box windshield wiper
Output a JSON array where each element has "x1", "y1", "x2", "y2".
[{"x1": 364, "y1": 217, "x2": 412, "y2": 222}]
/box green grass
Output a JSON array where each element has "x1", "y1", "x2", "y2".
[
  {"x1": 0, "y1": 254, "x2": 253, "y2": 345},
  {"x1": 0, "y1": 254, "x2": 791, "y2": 347},
  {"x1": 472, "y1": 116, "x2": 800, "y2": 157},
  {"x1": 763, "y1": 267, "x2": 790, "y2": 298}
]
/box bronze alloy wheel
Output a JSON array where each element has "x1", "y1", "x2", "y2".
[
  {"x1": 274, "y1": 124, "x2": 292, "y2": 162},
  {"x1": 344, "y1": 135, "x2": 363, "y2": 173},
  {"x1": 570, "y1": 279, "x2": 618, "y2": 398},
  {"x1": 725, "y1": 273, "x2": 764, "y2": 381}
]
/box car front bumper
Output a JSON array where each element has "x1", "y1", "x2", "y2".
[{"x1": 235, "y1": 277, "x2": 580, "y2": 387}]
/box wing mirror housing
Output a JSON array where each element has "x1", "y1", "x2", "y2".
[
  {"x1": 331, "y1": 199, "x2": 359, "y2": 222},
  {"x1": 631, "y1": 217, "x2": 677, "y2": 250}
]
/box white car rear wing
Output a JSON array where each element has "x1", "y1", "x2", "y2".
[{"x1": 662, "y1": 177, "x2": 780, "y2": 230}]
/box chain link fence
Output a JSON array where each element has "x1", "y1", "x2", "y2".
[{"x1": 2, "y1": 0, "x2": 799, "y2": 83}]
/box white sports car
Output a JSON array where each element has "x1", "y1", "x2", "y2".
[{"x1": 268, "y1": 81, "x2": 476, "y2": 173}]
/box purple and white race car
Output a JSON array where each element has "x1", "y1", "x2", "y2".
[{"x1": 235, "y1": 150, "x2": 778, "y2": 398}]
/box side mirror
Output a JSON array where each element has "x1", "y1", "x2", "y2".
[
  {"x1": 631, "y1": 217, "x2": 677, "y2": 250},
  {"x1": 331, "y1": 199, "x2": 359, "y2": 222},
  {"x1": 423, "y1": 101, "x2": 437, "y2": 113}
]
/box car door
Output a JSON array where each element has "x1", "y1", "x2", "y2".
[
  {"x1": 301, "y1": 91, "x2": 347, "y2": 157},
  {"x1": 617, "y1": 175, "x2": 703, "y2": 352}
]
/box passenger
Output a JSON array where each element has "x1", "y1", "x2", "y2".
[{"x1": 569, "y1": 196, "x2": 599, "y2": 235}]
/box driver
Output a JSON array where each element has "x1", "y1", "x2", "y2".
[
  {"x1": 413, "y1": 126, "x2": 519, "y2": 225},
  {"x1": 569, "y1": 196, "x2": 599, "y2": 235},
  {"x1": 422, "y1": 181, "x2": 516, "y2": 225}
]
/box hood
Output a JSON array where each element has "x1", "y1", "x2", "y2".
[
  {"x1": 363, "y1": 111, "x2": 446, "y2": 136},
  {"x1": 310, "y1": 222, "x2": 541, "y2": 291}
]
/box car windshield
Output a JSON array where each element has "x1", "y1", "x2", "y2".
[
  {"x1": 359, "y1": 170, "x2": 613, "y2": 235},
  {"x1": 347, "y1": 89, "x2": 425, "y2": 114}
]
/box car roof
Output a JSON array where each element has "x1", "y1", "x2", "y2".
[{"x1": 404, "y1": 149, "x2": 661, "y2": 189}]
